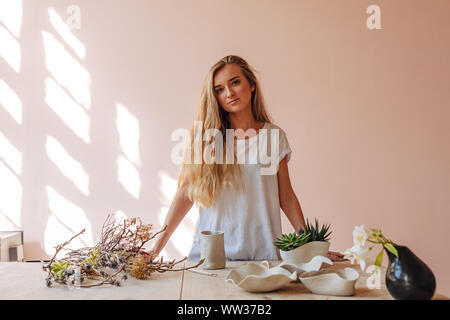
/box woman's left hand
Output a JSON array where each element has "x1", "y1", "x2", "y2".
[{"x1": 327, "y1": 251, "x2": 345, "y2": 262}]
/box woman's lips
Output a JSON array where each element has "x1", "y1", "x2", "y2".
[{"x1": 228, "y1": 98, "x2": 240, "y2": 105}]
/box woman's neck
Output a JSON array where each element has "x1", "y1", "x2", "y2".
[{"x1": 229, "y1": 116, "x2": 264, "y2": 132}]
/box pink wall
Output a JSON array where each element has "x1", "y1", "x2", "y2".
[{"x1": 1, "y1": 0, "x2": 449, "y2": 296}]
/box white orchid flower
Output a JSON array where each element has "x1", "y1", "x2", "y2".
[
  {"x1": 341, "y1": 245, "x2": 369, "y2": 272},
  {"x1": 353, "y1": 225, "x2": 368, "y2": 247}
]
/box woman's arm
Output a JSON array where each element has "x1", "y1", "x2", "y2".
[
  {"x1": 277, "y1": 157, "x2": 344, "y2": 261},
  {"x1": 148, "y1": 184, "x2": 194, "y2": 257},
  {"x1": 277, "y1": 157, "x2": 306, "y2": 232}
]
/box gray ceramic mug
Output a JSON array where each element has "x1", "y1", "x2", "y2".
[{"x1": 200, "y1": 230, "x2": 226, "y2": 269}]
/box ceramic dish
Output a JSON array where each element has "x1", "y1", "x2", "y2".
[
  {"x1": 299, "y1": 267, "x2": 360, "y2": 296},
  {"x1": 278, "y1": 255, "x2": 333, "y2": 277},
  {"x1": 225, "y1": 261, "x2": 297, "y2": 293}
]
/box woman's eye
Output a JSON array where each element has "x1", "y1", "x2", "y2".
[
  {"x1": 215, "y1": 88, "x2": 223, "y2": 94},
  {"x1": 232, "y1": 80, "x2": 240, "y2": 85}
]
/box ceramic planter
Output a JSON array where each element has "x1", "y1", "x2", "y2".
[
  {"x1": 279, "y1": 241, "x2": 330, "y2": 265},
  {"x1": 200, "y1": 230, "x2": 226, "y2": 270},
  {"x1": 225, "y1": 261, "x2": 298, "y2": 293},
  {"x1": 299, "y1": 267, "x2": 360, "y2": 296}
]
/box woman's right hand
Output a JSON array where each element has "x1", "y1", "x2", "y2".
[{"x1": 143, "y1": 248, "x2": 158, "y2": 263}]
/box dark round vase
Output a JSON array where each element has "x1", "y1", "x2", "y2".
[{"x1": 385, "y1": 245, "x2": 436, "y2": 300}]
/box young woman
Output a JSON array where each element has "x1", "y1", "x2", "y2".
[{"x1": 149, "y1": 55, "x2": 344, "y2": 262}]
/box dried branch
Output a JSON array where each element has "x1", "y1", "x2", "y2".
[
  {"x1": 78, "y1": 264, "x2": 126, "y2": 288},
  {"x1": 42, "y1": 228, "x2": 86, "y2": 278},
  {"x1": 43, "y1": 215, "x2": 203, "y2": 288}
]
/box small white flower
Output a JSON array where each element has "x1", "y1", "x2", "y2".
[
  {"x1": 341, "y1": 248, "x2": 355, "y2": 263},
  {"x1": 353, "y1": 225, "x2": 368, "y2": 247},
  {"x1": 341, "y1": 245, "x2": 369, "y2": 271}
]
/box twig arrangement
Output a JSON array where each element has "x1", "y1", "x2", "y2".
[{"x1": 41, "y1": 214, "x2": 203, "y2": 288}]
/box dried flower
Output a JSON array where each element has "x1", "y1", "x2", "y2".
[{"x1": 41, "y1": 214, "x2": 204, "y2": 288}]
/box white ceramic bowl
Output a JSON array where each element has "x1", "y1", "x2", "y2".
[
  {"x1": 299, "y1": 267, "x2": 360, "y2": 296},
  {"x1": 278, "y1": 255, "x2": 333, "y2": 279},
  {"x1": 225, "y1": 261, "x2": 297, "y2": 293},
  {"x1": 279, "y1": 241, "x2": 330, "y2": 265}
]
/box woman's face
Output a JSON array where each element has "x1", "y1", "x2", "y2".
[{"x1": 213, "y1": 64, "x2": 255, "y2": 114}]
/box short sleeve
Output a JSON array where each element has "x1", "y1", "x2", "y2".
[{"x1": 278, "y1": 128, "x2": 292, "y2": 164}]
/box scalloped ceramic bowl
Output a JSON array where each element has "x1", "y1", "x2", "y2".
[
  {"x1": 299, "y1": 267, "x2": 360, "y2": 296},
  {"x1": 225, "y1": 261, "x2": 297, "y2": 293},
  {"x1": 279, "y1": 241, "x2": 330, "y2": 265},
  {"x1": 278, "y1": 255, "x2": 333, "y2": 279}
]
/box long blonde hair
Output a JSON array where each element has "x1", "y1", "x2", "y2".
[{"x1": 177, "y1": 55, "x2": 272, "y2": 208}]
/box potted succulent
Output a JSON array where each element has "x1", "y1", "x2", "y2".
[{"x1": 274, "y1": 219, "x2": 332, "y2": 265}]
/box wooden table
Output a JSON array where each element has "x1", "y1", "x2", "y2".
[
  {"x1": 0, "y1": 261, "x2": 447, "y2": 300},
  {"x1": 182, "y1": 261, "x2": 448, "y2": 300},
  {"x1": 0, "y1": 261, "x2": 182, "y2": 300}
]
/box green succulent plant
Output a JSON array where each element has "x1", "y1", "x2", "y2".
[
  {"x1": 299, "y1": 218, "x2": 332, "y2": 242},
  {"x1": 84, "y1": 247, "x2": 100, "y2": 267},
  {"x1": 274, "y1": 218, "x2": 332, "y2": 251},
  {"x1": 273, "y1": 232, "x2": 310, "y2": 251},
  {"x1": 51, "y1": 260, "x2": 70, "y2": 279}
]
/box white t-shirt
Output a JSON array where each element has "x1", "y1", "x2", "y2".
[{"x1": 187, "y1": 122, "x2": 292, "y2": 261}]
